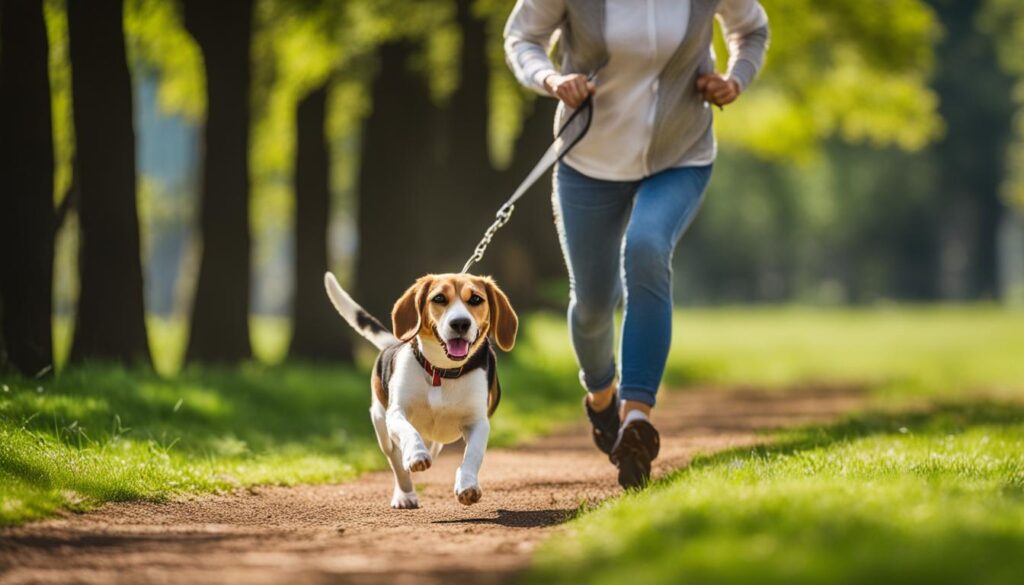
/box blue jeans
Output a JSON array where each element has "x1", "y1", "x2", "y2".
[{"x1": 553, "y1": 162, "x2": 712, "y2": 407}]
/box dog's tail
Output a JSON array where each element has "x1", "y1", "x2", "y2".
[{"x1": 323, "y1": 272, "x2": 397, "y2": 350}]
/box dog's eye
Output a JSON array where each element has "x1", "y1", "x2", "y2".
[
  {"x1": 467, "y1": 294, "x2": 484, "y2": 306},
  {"x1": 431, "y1": 294, "x2": 447, "y2": 305}
]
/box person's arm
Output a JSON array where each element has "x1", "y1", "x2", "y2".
[
  {"x1": 698, "y1": 0, "x2": 770, "y2": 106},
  {"x1": 503, "y1": 0, "x2": 564, "y2": 95},
  {"x1": 717, "y1": 0, "x2": 770, "y2": 91},
  {"x1": 504, "y1": 0, "x2": 591, "y2": 107}
]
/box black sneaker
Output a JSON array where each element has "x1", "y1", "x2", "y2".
[
  {"x1": 584, "y1": 394, "x2": 620, "y2": 455},
  {"x1": 609, "y1": 419, "x2": 660, "y2": 490}
]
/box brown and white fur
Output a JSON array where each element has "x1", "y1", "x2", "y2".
[{"x1": 324, "y1": 272, "x2": 517, "y2": 509}]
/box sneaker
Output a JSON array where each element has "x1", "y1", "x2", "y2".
[
  {"x1": 583, "y1": 394, "x2": 620, "y2": 455},
  {"x1": 609, "y1": 418, "x2": 660, "y2": 489}
]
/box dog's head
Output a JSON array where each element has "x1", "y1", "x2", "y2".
[{"x1": 392, "y1": 274, "x2": 517, "y2": 363}]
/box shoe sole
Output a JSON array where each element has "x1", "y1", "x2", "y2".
[{"x1": 610, "y1": 420, "x2": 660, "y2": 490}]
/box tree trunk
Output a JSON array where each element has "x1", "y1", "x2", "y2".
[
  {"x1": 66, "y1": 0, "x2": 151, "y2": 366},
  {"x1": 0, "y1": 0, "x2": 55, "y2": 375},
  {"x1": 289, "y1": 83, "x2": 353, "y2": 362},
  {"x1": 433, "y1": 0, "x2": 496, "y2": 272},
  {"x1": 355, "y1": 41, "x2": 439, "y2": 321},
  {"x1": 492, "y1": 97, "x2": 565, "y2": 308},
  {"x1": 182, "y1": 0, "x2": 254, "y2": 363},
  {"x1": 930, "y1": 0, "x2": 1014, "y2": 300}
]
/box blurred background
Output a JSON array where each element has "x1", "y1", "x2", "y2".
[{"x1": 1, "y1": 0, "x2": 1024, "y2": 374}]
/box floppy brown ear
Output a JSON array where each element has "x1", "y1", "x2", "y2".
[
  {"x1": 392, "y1": 277, "x2": 431, "y2": 342},
  {"x1": 485, "y1": 279, "x2": 518, "y2": 352}
]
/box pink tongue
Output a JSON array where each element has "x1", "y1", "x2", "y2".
[{"x1": 446, "y1": 339, "x2": 470, "y2": 358}]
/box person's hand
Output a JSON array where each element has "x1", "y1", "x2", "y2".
[
  {"x1": 543, "y1": 73, "x2": 595, "y2": 108},
  {"x1": 696, "y1": 74, "x2": 741, "y2": 107}
]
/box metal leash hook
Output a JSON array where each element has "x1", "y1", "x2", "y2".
[
  {"x1": 459, "y1": 85, "x2": 595, "y2": 274},
  {"x1": 460, "y1": 203, "x2": 516, "y2": 274}
]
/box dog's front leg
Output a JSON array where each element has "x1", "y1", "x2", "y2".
[
  {"x1": 386, "y1": 408, "x2": 432, "y2": 473},
  {"x1": 454, "y1": 420, "x2": 490, "y2": 505}
]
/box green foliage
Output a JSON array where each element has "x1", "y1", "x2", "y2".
[
  {"x1": 43, "y1": 0, "x2": 72, "y2": 202},
  {"x1": 715, "y1": 0, "x2": 942, "y2": 161},
  {"x1": 124, "y1": 0, "x2": 205, "y2": 121},
  {"x1": 527, "y1": 405, "x2": 1024, "y2": 585},
  {"x1": 247, "y1": 0, "x2": 456, "y2": 245}
]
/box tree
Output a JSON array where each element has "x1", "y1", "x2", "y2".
[
  {"x1": 433, "y1": 0, "x2": 496, "y2": 272},
  {"x1": 979, "y1": 0, "x2": 1024, "y2": 211},
  {"x1": 182, "y1": 0, "x2": 255, "y2": 363},
  {"x1": 484, "y1": 97, "x2": 564, "y2": 308},
  {"x1": 289, "y1": 83, "x2": 354, "y2": 361},
  {"x1": 66, "y1": 0, "x2": 151, "y2": 366},
  {"x1": 0, "y1": 0, "x2": 56, "y2": 375},
  {"x1": 355, "y1": 40, "x2": 440, "y2": 320},
  {"x1": 928, "y1": 0, "x2": 1014, "y2": 299}
]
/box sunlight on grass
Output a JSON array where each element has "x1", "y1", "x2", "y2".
[
  {"x1": 0, "y1": 313, "x2": 586, "y2": 526},
  {"x1": 528, "y1": 404, "x2": 1024, "y2": 585},
  {"x1": 665, "y1": 306, "x2": 1024, "y2": 396},
  {"x1": 521, "y1": 307, "x2": 1024, "y2": 585},
  {"x1": 54, "y1": 316, "x2": 292, "y2": 374},
  {"x1": 9, "y1": 306, "x2": 1024, "y2": 529},
  {"x1": 0, "y1": 361, "x2": 378, "y2": 525}
]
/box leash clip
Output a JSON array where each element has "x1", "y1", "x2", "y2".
[{"x1": 458, "y1": 73, "x2": 597, "y2": 275}]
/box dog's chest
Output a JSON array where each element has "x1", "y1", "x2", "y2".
[{"x1": 391, "y1": 357, "x2": 488, "y2": 443}]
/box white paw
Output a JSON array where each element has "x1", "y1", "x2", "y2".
[
  {"x1": 403, "y1": 447, "x2": 432, "y2": 473},
  {"x1": 391, "y1": 488, "x2": 419, "y2": 509},
  {"x1": 454, "y1": 468, "x2": 482, "y2": 506},
  {"x1": 456, "y1": 485, "x2": 481, "y2": 506}
]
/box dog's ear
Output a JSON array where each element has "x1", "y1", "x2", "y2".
[
  {"x1": 484, "y1": 278, "x2": 518, "y2": 352},
  {"x1": 392, "y1": 276, "x2": 432, "y2": 342}
]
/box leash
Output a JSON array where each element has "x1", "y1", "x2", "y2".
[{"x1": 459, "y1": 92, "x2": 595, "y2": 274}]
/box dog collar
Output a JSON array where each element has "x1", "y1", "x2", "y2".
[{"x1": 411, "y1": 341, "x2": 488, "y2": 387}]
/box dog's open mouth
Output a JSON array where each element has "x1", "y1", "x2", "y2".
[{"x1": 443, "y1": 338, "x2": 470, "y2": 360}]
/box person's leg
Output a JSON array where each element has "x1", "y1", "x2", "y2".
[
  {"x1": 619, "y1": 164, "x2": 712, "y2": 416},
  {"x1": 552, "y1": 163, "x2": 635, "y2": 407}
]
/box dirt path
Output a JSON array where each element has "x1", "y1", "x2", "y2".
[{"x1": 0, "y1": 386, "x2": 862, "y2": 585}]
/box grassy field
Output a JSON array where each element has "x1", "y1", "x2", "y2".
[
  {"x1": 525, "y1": 306, "x2": 1024, "y2": 585},
  {"x1": 0, "y1": 317, "x2": 583, "y2": 526},
  {"x1": 2, "y1": 306, "x2": 1023, "y2": 538}
]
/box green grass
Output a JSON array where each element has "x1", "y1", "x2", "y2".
[
  {"x1": 527, "y1": 404, "x2": 1024, "y2": 585},
  {"x1": 4, "y1": 305, "x2": 1024, "y2": 537},
  {"x1": 666, "y1": 306, "x2": 1024, "y2": 397},
  {"x1": 524, "y1": 306, "x2": 1024, "y2": 585},
  {"x1": 1, "y1": 316, "x2": 584, "y2": 526}
]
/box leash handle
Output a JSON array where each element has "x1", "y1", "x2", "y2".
[{"x1": 460, "y1": 87, "x2": 596, "y2": 274}]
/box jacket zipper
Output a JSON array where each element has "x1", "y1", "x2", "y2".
[{"x1": 642, "y1": 0, "x2": 658, "y2": 177}]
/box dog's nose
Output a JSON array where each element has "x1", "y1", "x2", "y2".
[{"x1": 449, "y1": 318, "x2": 471, "y2": 336}]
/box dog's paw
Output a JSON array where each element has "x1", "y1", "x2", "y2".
[
  {"x1": 456, "y1": 485, "x2": 482, "y2": 506},
  {"x1": 454, "y1": 468, "x2": 482, "y2": 505},
  {"x1": 403, "y1": 448, "x2": 432, "y2": 473},
  {"x1": 391, "y1": 488, "x2": 419, "y2": 510}
]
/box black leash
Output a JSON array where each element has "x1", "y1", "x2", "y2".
[{"x1": 460, "y1": 92, "x2": 595, "y2": 274}]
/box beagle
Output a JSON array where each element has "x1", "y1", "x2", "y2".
[{"x1": 324, "y1": 272, "x2": 518, "y2": 509}]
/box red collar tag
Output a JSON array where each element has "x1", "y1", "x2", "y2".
[
  {"x1": 420, "y1": 358, "x2": 442, "y2": 387},
  {"x1": 412, "y1": 344, "x2": 467, "y2": 387}
]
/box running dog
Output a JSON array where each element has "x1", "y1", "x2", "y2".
[{"x1": 324, "y1": 272, "x2": 517, "y2": 509}]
